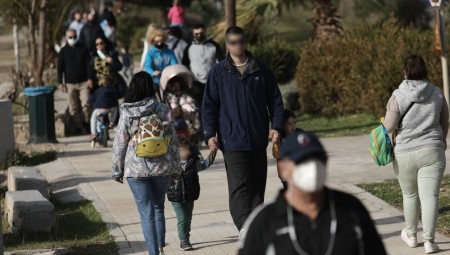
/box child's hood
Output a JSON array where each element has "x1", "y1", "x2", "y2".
[{"x1": 120, "y1": 97, "x2": 160, "y2": 118}]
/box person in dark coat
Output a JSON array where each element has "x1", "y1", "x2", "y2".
[
  {"x1": 79, "y1": 10, "x2": 107, "y2": 53},
  {"x1": 57, "y1": 28, "x2": 93, "y2": 134},
  {"x1": 202, "y1": 26, "x2": 284, "y2": 233},
  {"x1": 238, "y1": 132, "x2": 387, "y2": 255}
]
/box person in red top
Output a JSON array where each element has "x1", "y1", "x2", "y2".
[{"x1": 168, "y1": 0, "x2": 185, "y2": 27}]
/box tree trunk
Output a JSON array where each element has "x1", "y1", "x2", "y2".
[
  {"x1": 13, "y1": 21, "x2": 20, "y2": 73},
  {"x1": 35, "y1": 0, "x2": 47, "y2": 86},
  {"x1": 225, "y1": 0, "x2": 236, "y2": 29},
  {"x1": 28, "y1": 0, "x2": 38, "y2": 85}
]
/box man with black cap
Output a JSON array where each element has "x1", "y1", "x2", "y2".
[{"x1": 238, "y1": 131, "x2": 387, "y2": 255}]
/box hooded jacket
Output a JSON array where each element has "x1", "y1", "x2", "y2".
[
  {"x1": 111, "y1": 97, "x2": 180, "y2": 178},
  {"x1": 384, "y1": 80, "x2": 448, "y2": 153},
  {"x1": 144, "y1": 45, "x2": 178, "y2": 85}
]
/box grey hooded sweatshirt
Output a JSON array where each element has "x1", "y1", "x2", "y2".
[
  {"x1": 112, "y1": 97, "x2": 180, "y2": 178},
  {"x1": 384, "y1": 80, "x2": 449, "y2": 153}
]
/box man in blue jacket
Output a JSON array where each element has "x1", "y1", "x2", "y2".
[{"x1": 202, "y1": 26, "x2": 284, "y2": 232}]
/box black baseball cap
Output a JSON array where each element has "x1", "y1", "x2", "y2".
[{"x1": 279, "y1": 131, "x2": 327, "y2": 164}]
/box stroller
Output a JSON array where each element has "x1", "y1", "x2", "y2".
[{"x1": 160, "y1": 64, "x2": 202, "y2": 143}]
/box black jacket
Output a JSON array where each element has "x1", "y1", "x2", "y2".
[
  {"x1": 238, "y1": 188, "x2": 387, "y2": 255},
  {"x1": 57, "y1": 43, "x2": 91, "y2": 84},
  {"x1": 202, "y1": 51, "x2": 284, "y2": 151},
  {"x1": 79, "y1": 22, "x2": 106, "y2": 53},
  {"x1": 167, "y1": 149, "x2": 216, "y2": 203}
]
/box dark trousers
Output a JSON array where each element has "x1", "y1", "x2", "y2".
[{"x1": 223, "y1": 150, "x2": 268, "y2": 231}]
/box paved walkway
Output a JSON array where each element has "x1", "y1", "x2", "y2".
[
  {"x1": 2, "y1": 47, "x2": 446, "y2": 254},
  {"x1": 35, "y1": 134, "x2": 450, "y2": 255}
]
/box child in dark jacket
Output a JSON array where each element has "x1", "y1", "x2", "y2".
[
  {"x1": 89, "y1": 74, "x2": 120, "y2": 141},
  {"x1": 167, "y1": 135, "x2": 217, "y2": 251},
  {"x1": 273, "y1": 109, "x2": 304, "y2": 189}
]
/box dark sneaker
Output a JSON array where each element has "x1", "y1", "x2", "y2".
[{"x1": 180, "y1": 239, "x2": 193, "y2": 251}]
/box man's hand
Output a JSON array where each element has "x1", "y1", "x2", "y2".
[
  {"x1": 208, "y1": 137, "x2": 218, "y2": 151},
  {"x1": 106, "y1": 57, "x2": 113, "y2": 63},
  {"x1": 59, "y1": 84, "x2": 66, "y2": 93},
  {"x1": 271, "y1": 130, "x2": 280, "y2": 143},
  {"x1": 86, "y1": 79, "x2": 93, "y2": 89},
  {"x1": 114, "y1": 177, "x2": 123, "y2": 184},
  {"x1": 153, "y1": 71, "x2": 161, "y2": 77}
]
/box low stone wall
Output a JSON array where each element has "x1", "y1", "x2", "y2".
[{"x1": 13, "y1": 114, "x2": 65, "y2": 143}]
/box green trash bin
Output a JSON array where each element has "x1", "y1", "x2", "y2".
[{"x1": 24, "y1": 86, "x2": 58, "y2": 144}]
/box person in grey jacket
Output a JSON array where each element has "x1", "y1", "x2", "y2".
[
  {"x1": 182, "y1": 23, "x2": 224, "y2": 108},
  {"x1": 112, "y1": 71, "x2": 180, "y2": 255},
  {"x1": 383, "y1": 55, "x2": 449, "y2": 254}
]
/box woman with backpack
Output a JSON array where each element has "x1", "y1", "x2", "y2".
[
  {"x1": 383, "y1": 55, "x2": 448, "y2": 254},
  {"x1": 112, "y1": 71, "x2": 180, "y2": 255}
]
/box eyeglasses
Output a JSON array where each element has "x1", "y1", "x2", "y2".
[
  {"x1": 96, "y1": 42, "x2": 104, "y2": 46},
  {"x1": 227, "y1": 39, "x2": 245, "y2": 46},
  {"x1": 68, "y1": 36, "x2": 77, "y2": 39}
]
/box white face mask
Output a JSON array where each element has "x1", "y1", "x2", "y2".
[
  {"x1": 67, "y1": 38, "x2": 77, "y2": 46},
  {"x1": 292, "y1": 159, "x2": 327, "y2": 192}
]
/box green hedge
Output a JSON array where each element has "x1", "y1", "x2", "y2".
[
  {"x1": 250, "y1": 40, "x2": 299, "y2": 84},
  {"x1": 296, "y1": 18, "x2": 444, "y2": 116}
]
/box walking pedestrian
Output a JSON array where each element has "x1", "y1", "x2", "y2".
[
  {"x1": 166, "y1": 135, "x2": 217, "y2": 251},
  {"x1": 112, "y1": 71, "x2": 180, "y2": 255},
  {"x1": 57, "y1": 28, "x2": 93, "y2": 134},
  {"x1": 168, "y1": 0, "x2": 185, "y2": 27},
  {"x1": 69, "y1": 10, "x2": 85, "y2": 38},
  {"x1": 273, "y1": 109, "x2": 304, "y2": 189},
  {"x1": 166, "y1": 26, "x2": 187, "y2": 64},
  {"x1": 238, "y1": 131, "x2": 387, "y2": 255},
  {"x1": 182, "y1": 23, "x2": 224, "y2": 109},
  {"x1": 90, "y1": 37, "x2": 123, "y2": 88},
  {"x1": 79, "y1": 9, "x2": 107, "y2": 53},
  {"x1": 140, "y1": 23, "x2": 160, "y2": 70},
  {"x1": 202, "y1": 26, "x2": 284, "y2": 232},
  {"x1": 143, "y1": 29, "x2": 178, "y2": 101},
  {"x1": 383, "y1": 55, "x2": 448, "y2": 254}
]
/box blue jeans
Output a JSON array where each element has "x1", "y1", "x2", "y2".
[{"x1": 127, "y1": 176, "x2": 170, "y2": 255}]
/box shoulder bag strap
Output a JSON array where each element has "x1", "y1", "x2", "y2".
[{"x1": 398, "y1": 102, "x2": 415, "y2": 128}]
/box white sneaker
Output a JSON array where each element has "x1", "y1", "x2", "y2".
[
  {"x1": 401, "y1": 228, "x2": 418, "y2": 248},
  {"x1": 424, "y1": 241, "x2": 439, "y2": 254}
]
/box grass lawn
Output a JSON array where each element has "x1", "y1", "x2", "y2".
[
  {"x1": 297, "y1": 113, "x2": 379, "y2": 137},
  {"x1": 1, "y1": 151, "x2": 117, "y2": 254},
  {"x1": 1, "y1": 186, "x2": 117, "y2": 254},
  {"x1": 358, "y1": 175, "x2": 450, "y2": 236}
]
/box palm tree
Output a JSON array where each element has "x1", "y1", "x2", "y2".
[{"x1": 212, "y1": 0, "x2": 342, "y2": 44}]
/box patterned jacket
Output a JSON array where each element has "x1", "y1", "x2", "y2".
[{"x1": 112, "y1": 97, "x2": 180, "y2": 178}]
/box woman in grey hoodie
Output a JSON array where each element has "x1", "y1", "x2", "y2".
[
  {"x1": 112, "y1": 72, "x2": 180, "y2": 255},
  {"x1": 384, "y1": 55, "x2": 449, "y2": 254}
]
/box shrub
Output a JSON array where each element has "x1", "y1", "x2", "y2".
[
  {"x1": 296, "y1": 17, "x2": 444, "y2": 116},
  {"x1": 250, "y1": 40, "x2": 299, "y2": 84}
]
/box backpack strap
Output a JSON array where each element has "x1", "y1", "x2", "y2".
[{"x1": 171, "y1": 39, "x2": 180, "y2": 51}]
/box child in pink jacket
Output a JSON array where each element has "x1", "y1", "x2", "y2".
[{"x1": 168, "y1": 0, "x2": 185, "y2": 27}]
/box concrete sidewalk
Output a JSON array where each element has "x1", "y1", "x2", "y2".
[{"x1": 36, "y1": 135, "x2": 450, "y2": 255}]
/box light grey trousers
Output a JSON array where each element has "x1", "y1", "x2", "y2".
[{"x1": 394, "y1": 147, "x2": 446, "y2": 241}]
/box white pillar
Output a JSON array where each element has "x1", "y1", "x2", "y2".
[{"x1": 0, "y1": 99, "x2": 16, "y2": 165}]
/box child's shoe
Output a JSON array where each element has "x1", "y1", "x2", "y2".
[{"x1": 180, "y1": 239, "x2": 193, "y2": 251}]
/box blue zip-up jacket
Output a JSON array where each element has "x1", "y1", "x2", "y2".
[
  {"x1": 202, "y1": 52, "x2": 284, "y2": 151},
  {"x1": 144, "y1": 45, "x2": 178, "y2": 85}
]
